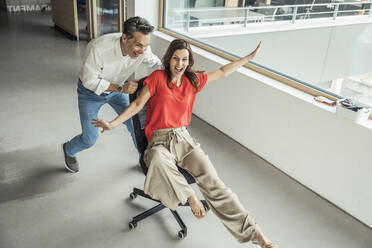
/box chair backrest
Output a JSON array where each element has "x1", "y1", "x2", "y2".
[
  {"x1": 129, "y1": 77, "x2": 149, "y2": 174},
  {"x1": 129, "y1": 77, "x2": 196, "y2": 184}
]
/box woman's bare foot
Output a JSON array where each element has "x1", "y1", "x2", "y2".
[
  {"x1": 251, "y1": 231, "x2": 276, "y2": 248},
  {"x1": 188, "y1": 195, "x2": 206, "y2": 219}
]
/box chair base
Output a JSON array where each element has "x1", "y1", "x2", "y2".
[{"x1": 128, "y1": 187, "x2": 209, "y2": 239}]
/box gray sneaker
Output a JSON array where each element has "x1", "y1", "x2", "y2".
[{"x1": 62, "y1": 143, "x2": 79, "y2": 173}]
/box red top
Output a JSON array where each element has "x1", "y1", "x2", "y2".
[{"x1": 143, "y1": 70, "x2": 208, "y2": 141}]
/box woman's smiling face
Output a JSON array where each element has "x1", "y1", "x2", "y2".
[{"x1": 169, "y1": 49, "x2": 189, "y2": 79}]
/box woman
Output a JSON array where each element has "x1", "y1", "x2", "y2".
[{"x1": 92, "y1": 39, "x2": 276, "y2": 248}]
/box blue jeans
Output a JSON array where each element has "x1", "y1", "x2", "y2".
[{"x1": 65, "y1": 80, "x2": 138, "y2": 157}]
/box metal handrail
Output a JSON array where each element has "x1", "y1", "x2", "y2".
[
  {"x1": 169, "y1": 1, "x2": 372, "y2": 30},
  {"x1": 173, "y1": 2, "x2": 371, "y2": 13}
]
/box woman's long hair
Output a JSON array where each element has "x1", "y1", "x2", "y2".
[{"x1": 162, "y1": 39, "x2": 200, "y2": 92}]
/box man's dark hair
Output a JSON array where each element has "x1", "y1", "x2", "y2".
[{"x1": 123, "y1": 16, "x2": 154, "y2": 39}]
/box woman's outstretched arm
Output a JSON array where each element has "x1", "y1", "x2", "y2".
[
  {"x1": 206, "y1": 41, "x2": 262, "y2": 84},
  {"x1": 92, "y1": 85, "x2": 151, "y2": 133}
]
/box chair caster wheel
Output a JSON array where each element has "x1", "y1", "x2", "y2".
[
  {"x1": 129, "y1": 221, "x2": 137, "y2": 229},
  {"x1": 178, "y1": 230, "x2": 187, "y2": 239},
  {"x1": 129, "y1": 192, "x2": 137, "y2": 200}
]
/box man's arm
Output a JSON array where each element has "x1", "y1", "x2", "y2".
[
  {"x1": 106, "y1": 81, "x2": 138, "y2": 94},
  {"x1": 80, "y1": 43, "x2": 138, "y2": 94},
  {"x1": 80, "y1": 44, "x2": 113, "y2": 95}
]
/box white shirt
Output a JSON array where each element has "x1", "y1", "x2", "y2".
[{"x1": 79, "y1": 32, "x2": 162, "y2": 95}]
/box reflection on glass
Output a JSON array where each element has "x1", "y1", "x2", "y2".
[{"x1": 96, "y1": 0, "x2": 118, "y2": 36}]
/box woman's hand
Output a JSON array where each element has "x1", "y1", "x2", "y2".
[
  {"x1": 245, "y1": 41, "x2": 262, "y2": 61},
  {"x1": 92, "y1": 118, "x2": 114, "y2": 133},
  {"x1": 206, "y1": 41, "x2": 263, "y2": 84}
]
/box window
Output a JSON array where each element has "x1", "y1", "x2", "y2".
[{"x1": 159, "y1": 0, "x2": 372, "y2": 108}]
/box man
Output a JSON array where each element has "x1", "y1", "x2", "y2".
[{"x1": 62, "y1": 16, "x2": 162, "y2": 173}]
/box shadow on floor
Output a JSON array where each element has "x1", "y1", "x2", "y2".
[{"x1": 0, "y1": 145, "x2": 75, "y2": 203}]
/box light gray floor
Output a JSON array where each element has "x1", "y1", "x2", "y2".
[{"x1": 1, "y1": 11, "x2": 372, "y2": 248}]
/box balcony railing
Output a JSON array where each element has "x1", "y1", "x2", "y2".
[{"x1": 166, "y1": 1, "x2": 372, "y2": 31}]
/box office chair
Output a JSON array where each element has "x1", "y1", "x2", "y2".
[{"x1": 127, "y1": 77, "x2": 210, "y2": 239}]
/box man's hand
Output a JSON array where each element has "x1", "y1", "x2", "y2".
[{"x1": 122, "y1": 80, "x2": 138, "y2": 94}]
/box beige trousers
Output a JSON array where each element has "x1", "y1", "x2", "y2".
[{"x1": 144, "y1": 127, "x2": 260, "y2": 243}]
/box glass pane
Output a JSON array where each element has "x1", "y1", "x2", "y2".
[
  {"x1": 96, "y1": 0, "x2": 118, "y2": 36},
  {"x1": 317, "y1": 72, "x2": 372, "y2": 107},
  {"x1": 163, "y1": 0, "x2": 372, "y2": 107}
]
